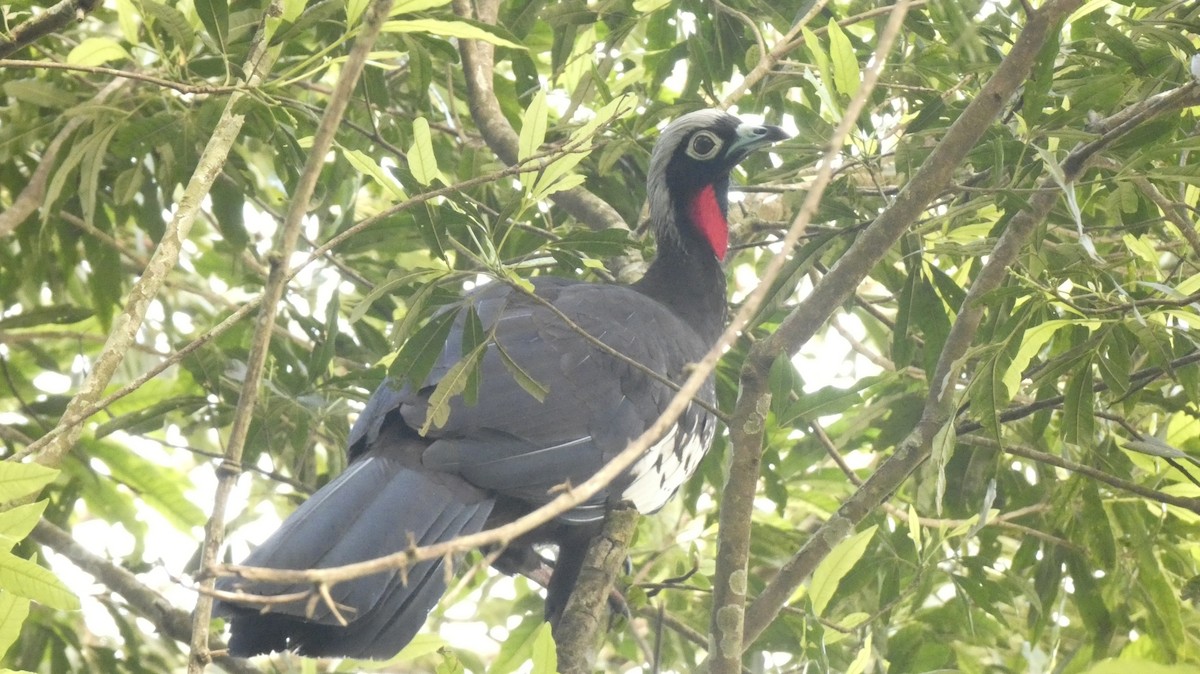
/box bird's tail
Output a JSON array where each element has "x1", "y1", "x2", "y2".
[{"x1": 214, "y1": 447, "x2": 493, "y2": 659}]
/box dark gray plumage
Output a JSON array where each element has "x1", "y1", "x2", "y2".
[{"x1": 215, "y1": 110, "x2": 787, "y2": 659}]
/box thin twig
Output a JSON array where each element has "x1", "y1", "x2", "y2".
[
  {"x1": 707, "y1": 4, "x2": 913, "y2": 671},
  {"x1": 0, "y1": 59, "x2": 242, "y2": 94},
  {"x1": 185, "y1": 2, "x2": 392, "y2": 671}
]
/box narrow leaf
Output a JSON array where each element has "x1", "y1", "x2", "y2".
[
  {"x1": 345, "y1": 0, "x2": 369, "y2": 26},
  {"x1": 529, "y1": 622, "x2": 558, "y2": 674},
  {"x1": 408, "y1": 117, "x2": 438, "y2": 186},
  {"x1": 344, "y1": 148, "x2": 407, "y2": 199},
  {"x1": 495, "y1": 342, "x2": 548, "y2": 403},
  {"x1": 1062, "y1": 356, "x2": 1095, "y2": 446},
  {"x1": 391, "y1": 0, "x2": 453, "y2": 14},
  {"x1": 194, "y1": 0, "x2": 229, "y2": 49},
  {"x1": 1003, "y1": 319, "x2": 1098, "y2": 401},
  {"x1": 519, "y1": 90, "x2": 549, "y2": 163},
  {"x1": 67, "y1": 38, "x2": 131, "y2": 66},
  {"x1": 0, "y1": 552, "x2": 81, "y2": 611},
  {"x1": 827, "y1": 20, "x2": 859, "y2": 98},
  {"x1": 810, "y1": 525, "x2": 877, "y2": 617},
  {"x1": 419, "y1": 343, "x2": 487, "y2": 434},
  {"x1": 0, "y1": 464, "x2": 59, "y2": 504},
  {"x1": 390, "y1": 307, "x2": 459, "y2": 389},
  {"x1": 383, "y1": 19, "x2": 525, "y2": 50}
]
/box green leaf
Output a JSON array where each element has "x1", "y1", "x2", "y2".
[
  {"x1": 194, "y1": 0, "x2": 229, "y2": 49},
  {"x1": 79, "y1": 122, "x2": 119, "y2": 227},
  {"x1": 419, "y1": 343, "x2": 487, "y2": 434},
  {"x1": 344, "y1": 148, "x2": 407, "y2": 199},
  {"x1": 487, "y1": 616, "x2": 543, "y2": 674},
  {"x1": 345, "y1": 0, "x2": 369, "y2": 26},
  {"x1": 93, "y1": 396, "x2": 208, "y2": 439},
  {"x1": 2, "y1": 80, "x2": 78, "y2": 109},
  {"x1": 383, "y1": 19, "x2": 525, "y2": 50},
  {"x1": 529, "y1": 622, "x2": 557, "y2": 674},
  {"x1": 390, "y1": 308, "x2": 459, "y2": 389},
  {"x1": 519, "y1": 89, "x2": 548, "y2": 164},
  {"x1": 494, "y1": 341, "x2": 548, "y2": 403},
  {"x1": 802, "y1": 27, "x2": 832, "y2": 105},
  {"x1": 565, "y1": 94, "x2": 637, "y2": 147},
  {"x1": 810, "y1": 525, "x2": 876, "y2": 617},
  {"x1": 1082, "y1": 661, "x2": 1196, "y2": 674},
  {"x1": 0, "y1": 305, "x2": 93, "y2": 329},
  {"x1": 87, "y1": 440, "x2": 207, "y2": 530},
  {"x1": 138, "y1": 0, "x2": 194, "y2": 53},
  {"x1": 0, "y1": 592, "x2": 31, "y2": 661},
  {"x1": 1003, "y1": 319, "x2": 1098, "y2": 401},
  {"x1": 310, "y1": 291, "x2": 340, "y2": 382},
  {"x1": 0, "y1": 501, "x2": 49, "y2": 550},
  {"x1": 67, "y1": 38, "x2": 131, "y2": 66},
  {"x1": 1062, "y1": 355, "x2": 1095, "y2": 447},
  {"x1": 391, "y1": 0, "x2": 452, "y2": 14},
  {"x1": 0, "y1": 551, "x2": 80, "y2": 611},
  {"x1": 0, "y1": 464, "x2": 59, "y2": 504},
  {"x1": 826, "y1": 20, "x2": 859, "y2": 98},
  {"x1": 408, "y1": 117, "x2": 439, "y2": 186}
]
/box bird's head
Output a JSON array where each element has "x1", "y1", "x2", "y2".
[{"x1": 647, "y1": 110, "x2": 789, "y2": 261}]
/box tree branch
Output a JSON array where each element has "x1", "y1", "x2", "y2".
[
  {"x1": 0, "y1": 0, "x2": 98, "y2": 59},
  {"x1": 707, "y1": 5, "x2": 912, "y2": 672},
  {"x1": 728, "y1": 0, "x2": 1087, "y2": 655},
  {"x1": 30, "y1": 521, "x2": 259, "y2": 674},
  {"x1": 555, "y1": 505, "x2": 640, "y2": 674},
  {"x1": 28, "y1": 9, "x2": 278, "y2": 472},
  {"x1": 451, "y1": 0, "x2": 626, "y2": 232},
  {"x1": 185, "y1": 1, "x2": 391, "y2": 670}
]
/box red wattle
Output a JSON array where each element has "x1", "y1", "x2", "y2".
[{"x1": 688, "y1": 184, "x2": 728, "y2": 261}]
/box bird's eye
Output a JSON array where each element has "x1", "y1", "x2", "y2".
[{"x1": 686, "y1": 131, "x2": 722, "y2": 160}]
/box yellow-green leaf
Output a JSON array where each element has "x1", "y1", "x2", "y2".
[
  {"x1": 519, "y1": 90, "x2": 548, "y2": 164},
  {"x1": 408, "y1": 117, "x2": 438, "y2": 186},
  {"x1": 0, "y1": 552, "x2": 80, "y2": 612},
  {"x1": 419, "y1": 343, "x2": 487, "y2": 434},
  {"x1": 383, "y1": 20, "x2": 524, "y2": 50},
  {"x1": 0, "y1": 463, "x2": 58, "y2": 505},
  {"x1": 345, "y1": 0, "x2": 369, "y2": 26},
  {"x1": 0, "y1": 501, "x2": 48, "y2": 549},
  {"x1": 0, "y1": 592, "x2": 31, "y2": 661},
  {"x1": 1003, "y1": 319, "x2": 1098, "y2": 401},
  {"x1": 810, "y1": 525, "x2": 876, "y2": 617},
  {"x1": 529, "y1": 622, "x2": 557, "y2": 674},
  {"x1": 391, "y1": 0, "x2": 452, "y2": 13},
  {"x1": 495, "y1": 342, "x2": 548, "y2": 403},
  {"x1": 343, "y1": 148, "x2": 407, "y2": 199},
  {"x1": 67, "y1": 38, "x2": 131, "y2": 66},
  {"x1": 827, "y1": 20, "x2": 859, "y2": 98}
]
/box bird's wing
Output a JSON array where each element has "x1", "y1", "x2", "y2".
[{"x1": 351, "y1": 278, "x2": 716, "y2": 521}]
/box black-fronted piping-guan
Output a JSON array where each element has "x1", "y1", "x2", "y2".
[{"x1": 214, "y1": 109, "x2": 788, "y2": 659}]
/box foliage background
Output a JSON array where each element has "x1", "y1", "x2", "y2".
[{"x1": 2, "y1": 0, "x2": 1200, "y2": 672}]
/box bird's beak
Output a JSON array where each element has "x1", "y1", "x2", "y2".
[{"x1": 729, "y1": 122, "x2": 790, "y2": 159}]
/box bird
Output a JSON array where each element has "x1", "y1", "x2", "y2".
[{"x1": 214, "y1": 109, "x2": 788, "y2": 659}]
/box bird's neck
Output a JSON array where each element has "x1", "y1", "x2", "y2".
[{"x1": 632, "y1": 196, "x2": 729, "y2": 345}]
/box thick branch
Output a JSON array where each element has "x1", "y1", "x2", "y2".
[
  {"x1": 186, "y1": 1, "x2": 391, "y2": 670},
  {"x1": 0, "y1": 0, "x2": 98, "y2": 59},
  {"x1": 30, "y1": 11, "x2": 278, "y2": 472},
  {"x1": 555, "y1": 506, "x2": 640, "y2": 674},
  {"x1": 31, "y1": 521, "x2": 258, "y2": 674},
  {"x1": 739, "y1": 2, "x2": 1200, "y2": 652},
  {"x1": 451, "y1": 0, "x2": 625, "y2": 232},
  {"x1": 707, "y1": 4, "x2": 912, "y2": 672}
]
